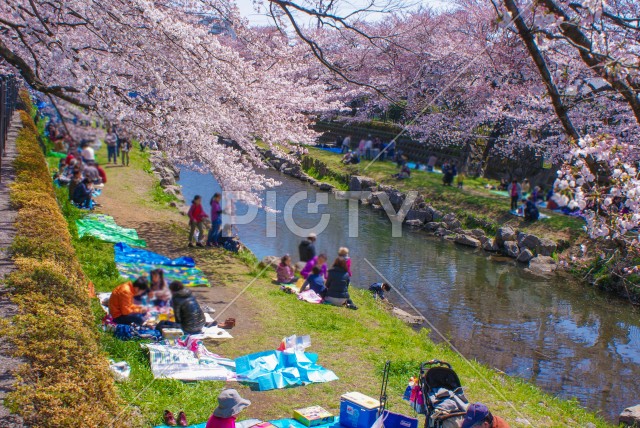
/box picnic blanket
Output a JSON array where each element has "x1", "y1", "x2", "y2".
[
  {"x1": 115, "y1": 243, "x2": 209, "y2": 287},
  {"x1": 76, "y1": 214, "x2": 147, "y2": 247},
  {"x1": 235, "y1": 350, "x2": 338, "y2": 391},
  {"x1": 144, "y1": 338, "x2": 236, "y2": 381},
  {"x1": 298, "y1": 290, "x2": 323, "y2": 304},
  {"x1": 153, "y1": 418, "x2": 305, "y2": 428}
]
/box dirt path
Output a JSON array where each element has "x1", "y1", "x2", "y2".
[
  {"x1": 0, "y1": 113, "x2": 25, "y2": 428},
  {"x1": 96, "y1": 155, "x2": 281, "y2": 415}
]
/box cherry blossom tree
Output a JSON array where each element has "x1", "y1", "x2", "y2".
[{"x1": 0, "y1": 0, "x2": 334, "y2": 202}]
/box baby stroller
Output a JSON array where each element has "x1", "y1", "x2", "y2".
[{"x1": 419, "y1": 360, "x2": 468, "y2": 428}]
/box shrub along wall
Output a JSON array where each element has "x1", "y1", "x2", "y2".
[{"x1": 2, "y1": 104, "x2": 128, "y2": 427}]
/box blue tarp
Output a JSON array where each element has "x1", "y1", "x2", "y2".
[
  {"x1": 115, "y1": 243, "x2": 209, "y2": 287},
  {"x1": 114, "y1": 242, "x2": 195, "y2": 267},
  {"x1": 235, "y1": 350, "x2": 338, "y2": 391}
]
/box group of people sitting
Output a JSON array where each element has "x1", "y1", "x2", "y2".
[
  {"x1": 506, "y1": 178, "x2": 544, "y2": 221},
  {"x1": 108, "y1": 269, "x2": 213, "y2": 335},
  {"x1": 272, "y1": 234, "x2": 393, "y2": 310}
]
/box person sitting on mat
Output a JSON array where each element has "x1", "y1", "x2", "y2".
[
  {"x1": 300, "y1": 253, "x2": 328, "y2": 280},
  {"x1": 149, "y1": 268, "x2": 171, "y2": 307},
  {"x1": 109, "y1": 277, "x2": 150, "y2": 325},
  {"x1": 72, "y1": 177, "x2": 94, "y2": 208},
  {"x1": 276, "y1": 254, "x2": 296, "y2": 284},
  {"x1": 299, "y1": 266, "x2": 327, "y2": 297},
  {"x1": 206, "y1": 389, "x2": 252, "y2": 428},
  {"x1": 166, "y1": 280, "x2": 206, "y2": 335}
]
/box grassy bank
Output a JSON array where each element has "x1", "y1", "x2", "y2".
[
  {"x1": 35, "y1": 128, "x2": 612, "y2": 426},
  {"x1": 3, "y1": 103, "x2": 127, "y2": 426},
  {"x1": 302, "y1": 147, "x2": 584, "y2": 243}
]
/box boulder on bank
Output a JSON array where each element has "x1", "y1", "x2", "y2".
[
  {"x1": 405, "y1": 219, "x2": 424, "y2": 228},
  {"x1": 483, "y1": 238, "x2": 500, "y2": 252},
  {"x1": 349, "y1": 176, "x2": 377, "y2": 192},
  {"x1": 537, "y1": 238, "x2": 557, "y2": 257},
  {"x1": 435, "y1": 227, "x2": 451, "y2": 237},
  {"x1": 525, "y1": 255, "x2": 557, "y2": 277},
  {"x1": 518, "y1": 233, "x2": 541, "y2": 251},
  {"x1": 517, "y1": 248, "x2": 534, "y2": 263},
  {"x1": 425, "y1": 222, "x2": 441, "y2": 232},
  {"x1": 503, "y1": 240, "x2": 520, "y2": 258},
  {"x1": 318, "y1": 182, "x2": 334, "y2": 191},
  {"x1": 619, "y1": 404, "x2": 640, "y2": 427},
  {"x1": 496, "y1": 226, "x2": 516, "y2": 245},
  {"x1": 260, "y1": 256, "x2": 280, "y2": 269},
  {"x1": 392, "y1": 307, "x2": 425, "y2": 324},
  {"x1": 442, "y1": 213, "x2": 461, "y2": 230},
  {"x1": 455, "y1": 234, "x2": 481, "y2": 248},
  {"x1": 405, "y1": 209, "x2": 431, "y2": 224}
]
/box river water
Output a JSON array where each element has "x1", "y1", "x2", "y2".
[{"x1": 179, "y1": 167, "x2": 640, "y2": 421}]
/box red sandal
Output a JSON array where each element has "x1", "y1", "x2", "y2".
[{"x1": 164, "y1": 410, "x2": 177, "y2": 426}]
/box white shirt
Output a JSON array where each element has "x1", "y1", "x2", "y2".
[
  {"x1": 81, "y1": 146, "x2": 95, "y2": 161},
  {"x1": 365, "y1": 139, "x2": 373, "y2": 149}
]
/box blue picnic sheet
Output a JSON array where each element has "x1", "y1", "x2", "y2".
[
  {"x1": 235, "y1": 350, "x2": 338, "y2": 391},
  {"x1": 115, "y1": 243, "x2": 195, "y2": 267},
  {"x1": 115, "y1": 243, "x2": 209, "y2": 287}
]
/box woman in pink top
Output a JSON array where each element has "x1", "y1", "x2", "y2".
[{"x1": 206, "y1": 389, "x2": 251, "y2": 428}]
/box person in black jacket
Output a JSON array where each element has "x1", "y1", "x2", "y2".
[
  {"x1": 72, "y1": 178, "x2": 93, "y2": 208},
  {"x1": 298, "y1": 233, "x2": 317, "y2": 262},
  {"x1": 324, "y1": 257, "x2": 357, "y2": 310},
  {"x1": 168, "y1": 280, "x2": 206, "y2": 334}
]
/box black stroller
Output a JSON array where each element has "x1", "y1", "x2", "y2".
[{"x1": 418, "y1": 360, "x2": 468, "y2": 428}]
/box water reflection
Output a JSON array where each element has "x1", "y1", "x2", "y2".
[{"x1": 179, "y1": 167, "x2": 640, "y2": 421}]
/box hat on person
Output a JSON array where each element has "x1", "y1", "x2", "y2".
[
  {"x1": 461, "y1": 403, "x2": 490, "y2": 428},
  {"x1": 308, "y1": 233, "x2": 317, "y2": 240},
  {"x1": 213, "y1": 389, "x2": 251, "y2": 418}
]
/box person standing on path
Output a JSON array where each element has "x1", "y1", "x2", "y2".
[
  {"x1": 207, "y1": 193, "x2": 223, "y2": 247},
  {"x1": 120, "y1": 135, "x2": 131, "y2": 166},
  {"x1": 187, "y1": 195, "x2": 208, "y2": 247},
  {"x1": 105, "y1": 127, "x2": 118, "y2": 164},
  {"x1": 507, "y1": 179, "x2": 522, "y2": 211},
  {"x1": 298, "y1": 233, "x2": 317, "y2": 262}
]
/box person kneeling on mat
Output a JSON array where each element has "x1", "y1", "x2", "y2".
[
  {"x1": 109, "y1": 277, "x2": 150, "y2": 325},
  {"x1": 324, "y1": 257, "x2": 357, "y2": 310},
  {"x1": 156, "y1": 281, "x2": 206, "y2": 335}
]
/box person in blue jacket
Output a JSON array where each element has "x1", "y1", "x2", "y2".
[{"x1": 369, "y1": 282, "x2": 391, "y2": 300}]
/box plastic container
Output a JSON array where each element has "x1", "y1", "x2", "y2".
[
  {"x1": 161, "y1": 328, "x2": 184, "y2": 340},
  {"x1": 293, "y1": 406, "x2": 334, "y2": 427},
  {"x1": 339, "y1": 392, "x2": 380, "y2": 428},
  {"x1": 381, "y1": 411, "x2": 418, "y2": 428}
]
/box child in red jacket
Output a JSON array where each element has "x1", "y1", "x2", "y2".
[{"x1": 187, "y1": 195, "x2": 208, "y2": 247}]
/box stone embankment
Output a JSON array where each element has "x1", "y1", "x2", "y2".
[
  {"x1": 147, "y1": 150, "x2": 185, "y2": 208},
  {"x1": 259, "y1": 148, "x2": 560, "y2": 278}
]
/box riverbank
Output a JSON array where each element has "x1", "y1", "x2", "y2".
[
  {"x1": 260, "y1": 146, "x2": 640, "y2": 303},
  {"x1": 36, "y1": 137, "x2": 615, "y2": 425}
]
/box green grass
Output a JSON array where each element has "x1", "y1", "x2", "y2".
[
  {"x1": 303, "y1": 147, "x2": 585, "y2": 242},
  {"x1": 43, "y1": 141, "x2": 612, "y2": 428}
]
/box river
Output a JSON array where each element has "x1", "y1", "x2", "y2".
[{"x1": 179, "y1": 166, "x2": 640, "y2": 422}]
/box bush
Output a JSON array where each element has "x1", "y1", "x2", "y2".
[{"x1": 2, "y1": 108, "x2": 130, "y2": 427}]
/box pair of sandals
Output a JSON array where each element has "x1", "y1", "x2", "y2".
[{"x1": 164, "y1": 410, "x2": 187, "y2": 426}]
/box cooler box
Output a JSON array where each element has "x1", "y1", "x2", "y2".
[
  {"x1": 382, "y1": 411, "x2": 418, "y2": 428},
  {"x1": 340, "y1": 392, "x2": 381, "y2": 428},
  {"x1": 293, "y1": 406, "x2": 334, "y2": 427}
]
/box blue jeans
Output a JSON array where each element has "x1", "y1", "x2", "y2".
[
  {"x1": 207, "y1": 218, "x2": 222, "y2": 245},
  {"x1": 107, "y1": 145, "x2": 117, "y2": 163},
  {"x1": 114, "y1": 313, "x2": 145, "y2": 326}
]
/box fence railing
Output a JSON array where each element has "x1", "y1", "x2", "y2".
[{"x1": 0, "y1": 74, "x2": 20, "y2": 182}]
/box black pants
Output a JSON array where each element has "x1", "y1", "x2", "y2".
[
  {"x1": 114, "y1": 313, "x2": 145, "y2": 326},
  {"x1": 510, "y1": 195, "x2": 519, "y2": 210}
]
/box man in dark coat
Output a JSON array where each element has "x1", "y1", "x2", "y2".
[
  {"x1": 169, "y1": 281, "x2": 206, "y2": 334},
  {"x1": 298, "y1": 233, "x2": 317, "y2": 262}
]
